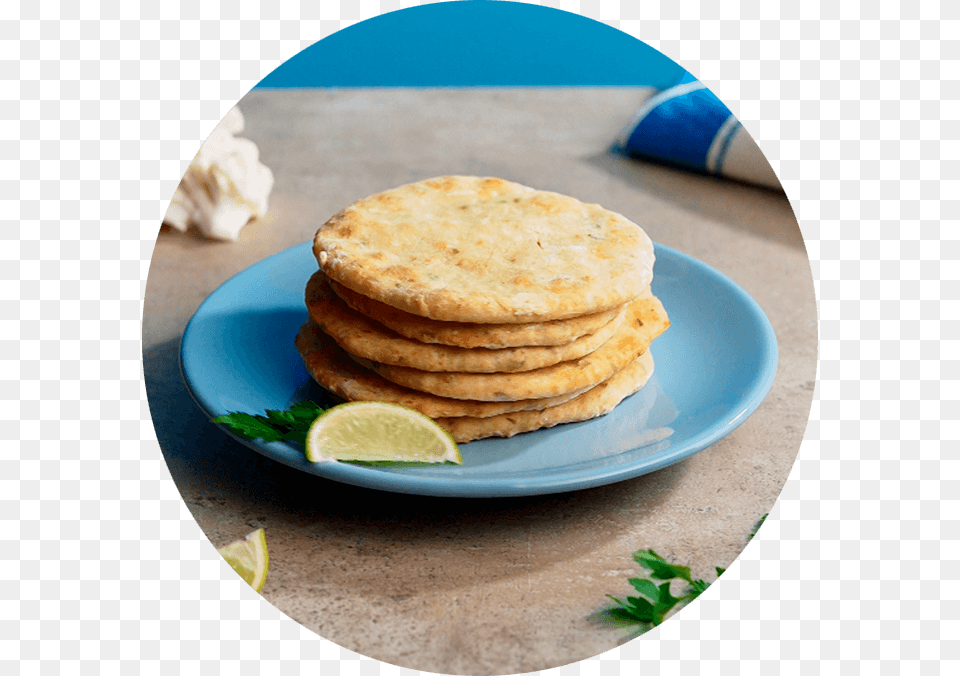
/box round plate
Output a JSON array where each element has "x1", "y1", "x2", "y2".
[{"x1": 180, "y1": 242, "x2": 778, "y2": 497}]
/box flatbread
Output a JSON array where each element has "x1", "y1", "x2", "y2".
[
  {"x1": 355, "y1": 294, "x2": 670, "y2": 401},
  {"x1": 305, "y1": 271, "x2": 627, "y2": 373},
  {"x1": 294, "y1": 320, "x2": 589, "y2": 419},
  {"x1": 435, "y1": 351, "x2": 654, "y2": 443},
  {"x1": 330, "y1": 278, "x2": 627, "y2": 349},
  {"x1": 313, "y1": 176, "x2": 655, "y2": 323}
]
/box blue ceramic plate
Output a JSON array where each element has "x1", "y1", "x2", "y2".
[{"x1": 180, "y1": 242, "x2": 777, "y2": 497}]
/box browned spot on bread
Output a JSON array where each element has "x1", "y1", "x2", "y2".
[
  {"x1": 373, "y1": 193, "x2": 401, "y2": 206},
  {"x1": 425, "y1": 177, "x2": 456, "y2": 191},
  {"x1": 382, "y1": 265, "x2": 417, "y2": 282},
  {"x1": 455, "y1": 259, "x2": 481, "y2": 272},
  {"x1": 531, "y1": 196, "x2": 562, "y2": 213},
  {"x1": 476, "y1": 178, "x2": 506, "y2": 198}
]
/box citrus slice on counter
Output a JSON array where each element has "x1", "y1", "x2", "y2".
[
  {"x1": 304, "y1": 401, "x2": 462, "y2": 464},
  {"x1": 218, "y1": 528, "x2": 269, "y2": 593}
]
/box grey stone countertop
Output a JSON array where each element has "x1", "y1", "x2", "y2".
[{"x1": 143, "y1": 88, "x2": 817, "y2": 675}]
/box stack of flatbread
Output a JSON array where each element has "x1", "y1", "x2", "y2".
[{"x1": 294, "y1": 176, "x2": 670, "y2": 443}]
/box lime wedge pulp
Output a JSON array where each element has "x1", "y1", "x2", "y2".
[
  {"x1": 218, "y1": 528, "x2": 269, "y2": 593},
  {"x1": 304, "y1": 401, "x2": 462, "y2": 464}
]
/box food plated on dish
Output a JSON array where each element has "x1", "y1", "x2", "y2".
[
  {"x1": 181, "y1": 237, "x2": 776, "y2": 496},
  {"x1": 181, "y1": 175, "x2": 778, "y2": 496},
  {"x1": 295, "y1": 176, "x2": 670, "y2": 443}
]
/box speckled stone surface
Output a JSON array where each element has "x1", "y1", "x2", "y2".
[{"x1": 143, "y1": 88, "x2": 817, "y2": 676}]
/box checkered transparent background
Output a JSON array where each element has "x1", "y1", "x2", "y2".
[{"x1": 5, "y1": 0, "x2": 956, "y2": 673}]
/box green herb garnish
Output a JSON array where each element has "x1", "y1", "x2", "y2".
[
  {"x1": 750, "y1": 513, "x2": 768, "y2": 539},
  {"x1": 607, "y1": 549, "x2": 724, "y2": 627},
  {"x1": 213, "y1": 400, "x2": 327, "y2": 445}
]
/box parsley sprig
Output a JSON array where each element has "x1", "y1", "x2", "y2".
[
  {"x1": 607, "y1": 549, "x2": 725, "y2": 627},
  {"x1": 212, "y1": 400, "x2": 327, "y2": 445},
  {"x1": 750, "y1": 513, "x2": 768, "y2": 539}
]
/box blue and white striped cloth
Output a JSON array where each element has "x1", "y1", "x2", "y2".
[{"x1": 615, "y1": 73, "x2": 781, "y2": 190}]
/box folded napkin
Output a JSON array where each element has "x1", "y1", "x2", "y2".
[{"x1": 615, "y1": 73, "x2": 781, "y2": 190}]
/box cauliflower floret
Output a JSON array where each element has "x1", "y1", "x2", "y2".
[{"x1": 163, "y1": 107, "x2": 275, "y2": 241}]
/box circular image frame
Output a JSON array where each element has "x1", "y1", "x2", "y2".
[{"x1": 144, "y1": 3, "x2": 817, "y2": 673}]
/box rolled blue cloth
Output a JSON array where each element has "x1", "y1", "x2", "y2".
[{"x1": 615, "y1": 73, "x2": 781, "y2": 190}]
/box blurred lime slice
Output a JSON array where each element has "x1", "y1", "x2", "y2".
[
  {"x1": 218, "y1": 528, "x2": 269, "y2": 593},
  {"x1": 305, "y1": 401, "x2": 461, "y2": 464}
]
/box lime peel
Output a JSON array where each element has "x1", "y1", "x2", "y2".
[
  {"x1": 305, "y1": 401, "x2": 462, "y2": 465},
  {"x1": 217, "y1": 528, "x2": 269, "y2": 593}
]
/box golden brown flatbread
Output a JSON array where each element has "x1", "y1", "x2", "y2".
[
  {"x1": 355, "y1": 294, "x2": 670, "y2": 401},
  {"x1": 294, "y1": 320, "x2": 590, "y2": 419},
  {"x1": 313, "y1": 176, "x2": 655, "y2": 323},
  {"x1": 435, "y1": 351, "x2": 654, "y2": 442},
  {"x1": 305, "y1": 271, "x2": 626, "y2": 373},
  {"x1": 329, "y1": 278, "x2": 628, "y2": 349}
]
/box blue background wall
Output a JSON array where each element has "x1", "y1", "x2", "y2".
[{"x1": 255, "y1": 1, "x2": 686, "y2": 89}]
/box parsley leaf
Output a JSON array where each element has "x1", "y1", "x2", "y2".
[
  {"x1": 609, "y1": 605, "x2": 650, "y2": 624},
  {"x1": 607, "y1": 518, "x2": 760, "y2": 629},
  {"x1": 750, "y1": 513, "x2": 768, "y2": 539},
  {"x1": 608, "y1": 549, "x2": 717, "y2": 628},
  {"x1": 634, "y1": 549, "x2": 693, "y2": 583},
  {"x1": 687, "y1": 578, "x2": 710, "y2": 600},
  {"x1": 628, "y1": 577, "x2": 660, "y2": 600},
  {"x1": 213, "y1": 400, "x2": 328, "y2": 445},
  {"x1": 650, "y1": 581, "x2": 683, "y2": 624}
]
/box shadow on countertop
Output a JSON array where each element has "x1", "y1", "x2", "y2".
[
  {"x1": 586, "y1": 150, "x2": 806, "y2": 252},
  {"x1": 143, "y1": 335, "x2": 688, "y2": 597}
]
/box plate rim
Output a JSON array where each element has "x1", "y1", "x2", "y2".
[{"x1": 177, "y1": 241, "x2": 778, "y2": 498}]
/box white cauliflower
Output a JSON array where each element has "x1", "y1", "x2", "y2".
[{"x1": 163, "y1": 106, "x2": 275, "y2": 241}]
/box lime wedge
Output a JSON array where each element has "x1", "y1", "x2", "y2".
[
  {"x1": 305, "y1": 401, "x2": 462, "y2": 464},
  {"x1": 218, "y1": 528, "x2": 269, "y2": 593}
]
